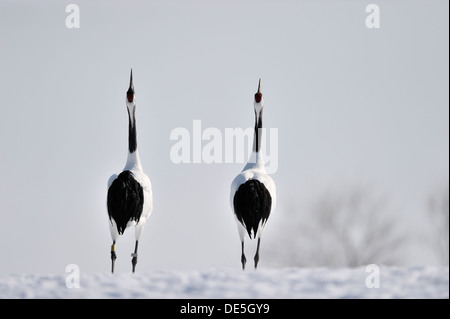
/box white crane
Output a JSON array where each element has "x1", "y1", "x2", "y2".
[
  {"x1": 107, "y1": 69, "x2": 153, "y2": 273},
  {"x1": 230, "y1": 79, "x2": 276, "y2": 270}
]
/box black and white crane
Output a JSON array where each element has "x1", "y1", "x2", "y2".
[
  {"x1": 107, "y1": 69, "x2": 153, "y2": 273},
  {"x1": 230, "y1": 79, "x2": 276, "y2": 270}
]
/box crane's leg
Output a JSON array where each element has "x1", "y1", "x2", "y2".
[
  {"x1": 254, "y1": 237, "x2": 261, "y2": 269},
  {"x1": 241, "y1": 241, "x2": 247, "y2": 270},
  {"x1": 131, "y1": 240, "x2": 139, "y2": 273},
  {"x1": 111, "y1": 241, "x2": 117, "y2": 274}
]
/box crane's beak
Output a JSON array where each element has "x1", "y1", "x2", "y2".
[
  {"x1": 127, "y1": 69, "x2": 135, "y2": 102},
  {"x1": 254, "y1": 78, "x2": 262, "y2": 103}
]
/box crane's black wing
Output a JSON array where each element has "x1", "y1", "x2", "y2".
[
  {"x1": 107, "y1": 170, "x2": 144, "y2": 234},
  {"x1": 233, "y1": 179, "x2": 272, "y2": 239}
]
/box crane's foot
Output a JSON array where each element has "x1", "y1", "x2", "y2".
[
  {"x1": 131, "y1": 253, "x2": 138, "y2": 273},
  {"x1": 254, "y1": 253, "x2": 259, "y2": 269},
  {"x1": 240, "y1": 241, "x2": 247, "y2": 270},
  {"x1": 254, "y1": 237, "x2": 261, "y2": 270},
  {"x1": 241, "y1": 253, "x2": 247, "y2": 271},
  {"x1": 111, "y1": 244, "x2": 117, "y2": 274}
]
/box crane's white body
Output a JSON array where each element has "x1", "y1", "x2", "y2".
[
  {"x1": 230, "y1": 152, "x2": 276, "y2": 241},
  {"x1": 108, "y1": 154, "x2": 153, "y2": 242}
]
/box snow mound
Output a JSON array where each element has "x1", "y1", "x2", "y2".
[{"x1": 0, "y1": 266, "x2": 448, "y2": 299}]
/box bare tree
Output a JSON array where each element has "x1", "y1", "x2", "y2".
[
  {"x1": 428, "y1": 184, "x2": 449, "y2": 266},
  {"x1": 267, "y1": 186, "x2": 406, "y2": 267}
]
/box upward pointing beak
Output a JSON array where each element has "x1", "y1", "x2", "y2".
[
  {"x1": 254, "y1": 78, "x2": 262, "y2": 103},
  {"x1": 127, "y1": 69, "x2": 134, "y2": 102}
]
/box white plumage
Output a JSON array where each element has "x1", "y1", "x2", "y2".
[
  {"x1": 230, "y1": 79, "x2": 276, "y2": 270},
  {"x1": 107, "y1": 69, "x2": 153, "y2": 273}
]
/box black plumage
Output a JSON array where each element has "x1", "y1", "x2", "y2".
[
  {"x1": 107, "y1": 170, "x2": 144, "y2": 234},
  {"x1": 233, "y1": 179, "x2": 272, "y2": 239},
  {"x1": 127, "y1": 109, "x2": 137, "y2": 154}
]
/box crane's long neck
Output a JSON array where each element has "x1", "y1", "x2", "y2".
[
  {"x1": 125, "y1": 106, "x2": 142, "y2": 171},
  {"x1": 253, "y1": 110, "x2": 262, "y2": 153},
  {"x1": 128, "y1": 107, "x2": 137, "y2": 153},
  {"x1": 244, "y1": 109, "x2": 264, "y2": 169}
]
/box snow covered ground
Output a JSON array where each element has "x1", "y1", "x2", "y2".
[{"x1": 0, "y1": 266, "x2": 448, "y2": 299}]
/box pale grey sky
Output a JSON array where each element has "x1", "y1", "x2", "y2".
[{"x1": 0, "y1": 0, "x2": 448, "y2": 274}]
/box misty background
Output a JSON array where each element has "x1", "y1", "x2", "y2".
[{"x1": 0, "y1": 0, "x2": 448, "y2": 275}]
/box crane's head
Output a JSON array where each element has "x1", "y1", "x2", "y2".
[
  {"x1": 254, "y1": 78, "x2": 263, "y2": 113},
  {"x1": 126, "y1": 69, "x2": 135, "y2": 108}
]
